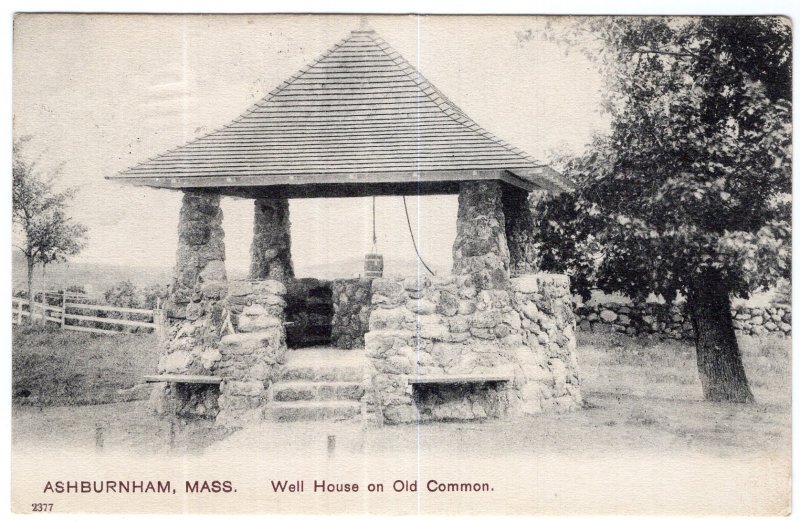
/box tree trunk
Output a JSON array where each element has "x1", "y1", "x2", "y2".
[
  {"x1": 685, "y1": 269, "x2": 754, "y2": 403},
  {"x1": 41, "y1": 264, "x2": 47, "y2": 325},
  {"x1": 26, "y1": 256, "x2": 34, "y2": 326}
]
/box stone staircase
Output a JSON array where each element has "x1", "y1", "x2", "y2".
[{"x1": 266, "y1": 348, "x2": 366, "y2": 422}]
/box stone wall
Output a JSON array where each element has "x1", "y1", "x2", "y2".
[
  {"x1": 150, "y1": 191, "x2": 228, "y2": 419},
  {"x1": 576, "y1": 301, "x2": 791, "y2": 339},
  {"x1": 362, "y1": 273, "x2": 581, "y2": 424},
  {"x1": 250, "y1": 198, "x2": 294, "y2": 283},
  {"x1": 331, "y1": 278, "x2": 373, "y2": 349},
  {"x1": 217, "y1": 279, "x2": 288, "y2": 427},
  {"x1": 284, "y1": 278, "x2": 333, "y2": 347}
]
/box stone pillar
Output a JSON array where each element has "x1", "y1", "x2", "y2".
[
  {"x1": 502, "y1": 186, "x2": 539, "y2": 276},
  {"x1": 452, "y1": 181, "x2": 511, "y2": 290},
  {"x1": 150, "y1": 191, "x2": 228, "y2": 418},
  {"x1": 250, "y1": 198, "x2": 294, "y2": 283},
  {"x1": 166, "y1": 191, "x2": 227, "y2": 321}
]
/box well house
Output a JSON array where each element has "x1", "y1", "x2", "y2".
[{"x1": 109, "y1": 27, "x2": 581, "y2": 427}]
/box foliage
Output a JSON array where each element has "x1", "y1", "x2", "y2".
[
  {"x1": 103, "y1": 280, "x2": 141, "y2": 308},
  {"x1": 65, "y1": 284, "x2": 87, "y2": 295},
  {"x1": 102, "y1": 280, "x2": 167, "y2": 310},
  {"x1": 12, "y1": 137, "x2": 88, "y2": 309},
  {"x1": 140, "y1": 283, "x2": 169, "y2": 310},
  {"x1": 770, "y1": 278, "x2": 791, "y2": 306},
  {"x1": 522, "y1": 17, "x2": 791, "y2": 304}
]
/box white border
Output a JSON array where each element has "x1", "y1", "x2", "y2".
[{"x1": 3, "y1": 2, "x2": 798, "y2": 522}]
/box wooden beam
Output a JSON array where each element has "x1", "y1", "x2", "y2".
[
  {"x1": 107, "y1": 168, "x2": 543, "y2": 197},
  {"x1": 143, "y1": 374, "x2": 222, "y2": 384},
  {"x1": 407, "y1": 374, "x2": 512, "y2": 384}
]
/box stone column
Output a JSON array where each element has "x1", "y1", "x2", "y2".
[
  {"x1": 151, "y1": 191, "x2": 228, "y2": 418},
  {"x1": 167, "y1": 191, "x2": 227, "y2": 320},
  {"x1": 250, "y1": 198, "x2": 294, "y2": 283},
  {"x1": 452, "y1": 181, "x2": 511, "y2": 290},
  {"x1": 502, "y1": 186, "x2": 539, "y2": 276}
]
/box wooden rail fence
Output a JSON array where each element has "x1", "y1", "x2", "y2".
[{"x1": 12, "y1": 292, "x2": 161, "y2": 335}]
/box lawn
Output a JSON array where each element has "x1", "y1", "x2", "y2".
[
  {"x1": 11, "y1": 328, "x2": 791, "y2": 457},
  {"x1": 12, "y1": 325, "x2": 161, "y2": 406},
  {"x1": 11, "y1": 328, "x2": 790, "y2": 515}
]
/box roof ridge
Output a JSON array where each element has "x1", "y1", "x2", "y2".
[{"x1": 367, "y1": 33, "x2": 542, "y2": 170}]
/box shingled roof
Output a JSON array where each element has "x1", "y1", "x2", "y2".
[{"x1": 108, "y1": 27, "x2": 572, "y2": 196}]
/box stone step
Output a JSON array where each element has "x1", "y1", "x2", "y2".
[
  {"x1": 267, "y1": 400, "x2": 362, "y2": 422},
  {"x1": 279, "y1": 365, "x2": 364, "y2": 382},
  {"x1": 280, "y1": 348, "x2": 366, "y2": 382},
  {"x1": 272, "y1": 381, "x2": 364, "y2": 402}
]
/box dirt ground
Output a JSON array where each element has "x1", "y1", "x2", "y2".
[
  {"x1": 11, "y1": 330, "x2": 790, "y2": 515},
  {"x1": 12, "y1": 330, "x2": 790, "y2": 459}
]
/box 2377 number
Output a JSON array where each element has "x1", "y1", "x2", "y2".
[{"x1": 31, "y1": 503, "x2": 53, "y2": 512}]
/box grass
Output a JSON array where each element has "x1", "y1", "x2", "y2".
[
  {"x1": 574, "y1": 330, "x2": 791, "y2": 456},
  {"x1": 579, "y1": 330, "x2": 791, "y2": 406},
  {"x1": 11, "y1": 328, "x2": 791, "y2": 460},
  {"x1": 12, "y1": 324, "x2": 161, "y2": 406},
  {"x1": 11, "y1": 328, "x2": 790, "y2": 516}
]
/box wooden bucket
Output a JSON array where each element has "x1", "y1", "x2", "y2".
[{"x1": 364, "y1": 253, "x2": 384, "y2": 278}]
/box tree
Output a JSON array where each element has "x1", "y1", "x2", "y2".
[
  {"x1": 12, "y1": 138, "x2": 88, "y2": 322},
  {"x1": 103, "y1": 280, "x2": 141, "y2": 309},
  {"x1": 523, "y1": 17, "x2": 791, "y2": 402}
]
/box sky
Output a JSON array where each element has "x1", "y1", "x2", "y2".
[{"x1": 13, "y1": 14, "x2": 607, "y2": 277}]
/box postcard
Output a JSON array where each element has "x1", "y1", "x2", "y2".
[{"x1": 11, "y1": 13, "x2": 792, "y2": 515}]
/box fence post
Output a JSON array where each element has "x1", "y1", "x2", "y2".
[
  {"x1": 153, "y1": 309, "x2": 167, "y2": 340},
  {"x1": 61, "y1": 289, "x2": 67, "y2": 330},
  {"x1": 16, "y1": 299, "x2": 22, "y2": 325}
]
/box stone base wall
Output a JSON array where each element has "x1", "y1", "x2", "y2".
[
  {"x1": 331, "y1": 279, "x2": 373, "y2": 349},
  {"x1": 413, "y1": 382, "x2": 509, "y2": 422},
  {"x1": 362, "y1": 273, "x2": 581, "y2": 424},
  {"x1": 577, "y1": 301, "x2": 791, "y2": 339},
  {"x1": 217, "y1": 279, "x2": 288, "y2": 427},
  {"x1": 284, "y1": 278, "x2": 333, "y2": 347}
]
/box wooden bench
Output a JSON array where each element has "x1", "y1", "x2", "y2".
[
  {"x1": 407, "y1": 375, "x2": 512, "y2": 385},
  {"x1": 143, "y1": 374, "x2": 222, "y2": 385}
]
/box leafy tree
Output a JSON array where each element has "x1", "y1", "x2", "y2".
[
  {"x1": 770, "y1": 278, "x2": 791, "y2": 306},
  {"x1": 141, "y1": 283, "x2": 169, "y2": 310},
  {"x1": 523, "y1": 17, "x2": 791, "y2": 402},
  {"x1": 12, "y1": 138, "x2": 87, "y2": 321},
  {"x1": 103, "y1": 280, "x2": 141, "y2": 308}
]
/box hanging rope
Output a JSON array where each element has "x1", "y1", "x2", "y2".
[
  {"x1": 402, "y1": 195, "x2": 436, "y2": 276},
  {"x1": 372, "y1": 196, "x2": 377, "y2": 253}
]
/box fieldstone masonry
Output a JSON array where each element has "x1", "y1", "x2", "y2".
[
  {"x1": 331, "y1": 279, "x2": 373, "y2": 349},
  {"x1": 362, "y1": 273, "x2": 581, "y2": 424},
  {"x1": 149, "y1": 191, "x2": 228, "y2": 419},
  {"x1": 217, "y1": 280, "x2": 288, "y2": 427},
  {"x1": 503, "y1": 187, "x2": 539, "y2": 276},
  {"x1": 453, "y1": 181, "x2": 511, "y2": 290},
  {"x1": 149, "y1": 180, "x2": 583, "y2": 426},
  {"x1": 250, "y1": 197, "x2": 294, "y2": 283},
  {"x1": 577, "y1": 301, "x2": 792, "y2": 339}
]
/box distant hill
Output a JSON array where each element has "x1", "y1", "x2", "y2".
[
  {"x1": 12, "y1": 251, "x2": 450, "y2": 297},
  {"x1": 12, "y1": 251, "x2": 174, "y2": 297},
  {"x1": 296, "y1": 255, "x2": 449, "y2": 280}
]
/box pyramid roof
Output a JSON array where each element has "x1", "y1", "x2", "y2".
[{"x1": 109, "y1": 28, "x2": 572, "y2": 197}]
